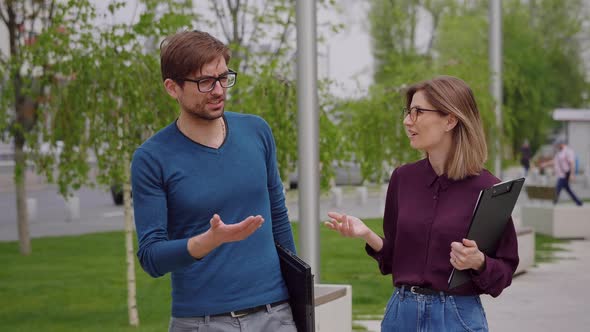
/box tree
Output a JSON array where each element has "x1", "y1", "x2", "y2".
[
  {"x1": 205, "y1": 0, "x2": 295, "y2": 72},
  {"x1": 369, "y1": 0, "x2": 453, "y2": 86},
  {"x1": 203, "y1": 0, "x2": 346, "y2": 189},
  {"x1": 0, "y1": 0, "x2": 76, "y2": 255},
  {"x1": 363, "y1": 0, "x2": 589, "y2": 170},
  {"x1": 31, "y1": 0, "x2": 194, "y2": 326},
  {"x1": 502, "y1": 0, "x2": 588, "y2": 155},
  {"x1": 338, "y1": 0, "x2": 452, "y2": 179},
  {"x1": 339, "y1": 85, "x2": 421, "y2": 182},
  {"x1": 432, "y1": 3, "x2": 497, "y2": 166},
  {"x1": 435, "y1": 0, "x2": 589, "y2": 159}
]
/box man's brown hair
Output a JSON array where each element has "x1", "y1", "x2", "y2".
[
  {"x1": 405, "y1": 76, "x2": 488, "y2": 180},
  {"x1": 160, "y1": 30, "x2": 231, "y2": 83}
]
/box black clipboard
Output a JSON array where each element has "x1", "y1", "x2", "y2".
[
  {"x1": 448, "y1": 177, "x2": 525, "y2": 289},
  {"x1": 276, "y1": 243, "x2": 315, "y2": 332}
]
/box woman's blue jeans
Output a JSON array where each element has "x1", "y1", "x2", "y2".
[{"x1": 381, "y1": 287, "x2": 489, "y2": 332}]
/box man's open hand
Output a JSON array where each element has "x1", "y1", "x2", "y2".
[{"x1": 187, "y1": 214, "x2": 264, "y2": 259}]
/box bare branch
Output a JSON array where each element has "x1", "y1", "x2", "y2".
[
  {"x1": 31, "y1": 1, "x2": 43, "y2": 21},
  {"x1": 246, "y1": 0, "x2": 270, "y2": 46},
  {"x1": 211, "y1": 1, "x2": 231, "y2": 42},
  {"x1": 6, "y1": 2, "x2": 21, "y2": 58},
  {"x1": 46, "y1": 0, "x2": 56, "y2": 29},
  {"x1": 0, "y1": 2, "x2": 9, "y2": 26},
  {"x1": 130, "y1": 0, "x2": 139, "y2": 23},
  {"x1": 423, "y1": 1, "x2": 445, "y2": 54},
  {"x1": 28, "y1": 0, "x2": 44, "y2": 38},
  {"x1": 229, "y1": 0, "x2": 241, "y2": 43},
  {"x1": 426, "y1": 15, "x2": 439, "y2": 54},
  {"x1": 270, "y1": 10, "x2": 294, "y2": 62},
  {"x1": 239, "y1": 0, "x2": 272, "y2": 71},
  {"x1": 239, "y1": 0, "x2": 249, "y2": 45}
]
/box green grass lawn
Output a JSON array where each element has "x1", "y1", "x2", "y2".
[
  {"x1": 0, "y1": 220, "x2": 570, "y2": 331},
  {"x1": 534, "y1": 233, "x2": 571, "y2": 264},
  {"x1": 0, "y1": 232, "x2": 171, "y2": 332},
  {"x1": 294, "y1": 219, "x2": 392, "y2": 318}
]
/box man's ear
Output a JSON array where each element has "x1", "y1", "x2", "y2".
[
  {"x1": 164, "y1": 78, "x2": 179, "y2": 99},
  {"x1": 446, "y1": 114, "x2": 458, "y2": 132}
]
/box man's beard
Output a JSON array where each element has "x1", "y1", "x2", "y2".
[{"x1": 184, "y1": 99, "x2": 224, "y2": 121}]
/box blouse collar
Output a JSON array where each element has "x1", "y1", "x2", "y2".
[{"x1": 422, "y1": 158, "x2": 452, "y2": 191}]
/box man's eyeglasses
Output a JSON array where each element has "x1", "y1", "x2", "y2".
[
  {"x1": 402, "y1": 106, "x2": 446, "y2": 122},
  {"x1": 177, "y1": 70, "x2": 237, "y2": 93}
]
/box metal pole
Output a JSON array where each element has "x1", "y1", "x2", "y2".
[
  {"x1": 490, "y1": 0, "x2": 503, "y2": 178},
  {"x1": 295, "y1": 0, "x2": 320, "y2": 282}
]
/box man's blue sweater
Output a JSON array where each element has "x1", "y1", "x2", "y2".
[{"x1": 131, "y1": 111, "x2": 296, "y2": 317}]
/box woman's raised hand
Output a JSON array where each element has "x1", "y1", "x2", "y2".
[{"x1": 324, "y1": 211, "x2": 371, "y2": 239}]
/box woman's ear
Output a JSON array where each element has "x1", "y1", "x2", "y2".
[{"x1": 446, "y1": 114, "x2": 458, "y2": 132}]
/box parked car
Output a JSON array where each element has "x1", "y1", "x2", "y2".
[{"x1": 111, "y1": 184, "x2": 124, "y2": 205}]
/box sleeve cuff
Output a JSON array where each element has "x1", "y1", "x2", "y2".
[
  {"x1": 470, "y1": 255, "x2": 491, "y2": 289},
  {"x1": 365, "y1": 236, "x2": 388, "y2": 258}
]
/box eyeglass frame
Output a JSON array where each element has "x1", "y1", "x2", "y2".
[
  {"x1": 176, "y1": 69, "x2": 238, "y2": 93},
  {"x1": 402, "y1": 106, "x2": 447, "y2": 122}
]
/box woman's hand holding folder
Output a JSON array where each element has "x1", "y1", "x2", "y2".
[{"x1": 449, "y1": 238, "x2": 486, "y2": 272}]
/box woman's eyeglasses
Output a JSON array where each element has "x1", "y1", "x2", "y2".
[{"x1": 402, "y1": 107, "x2": 446, "y2": 122}]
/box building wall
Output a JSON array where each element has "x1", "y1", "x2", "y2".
[{"x1": 569, "y1": 122, "x2": 590, "y2": 177}]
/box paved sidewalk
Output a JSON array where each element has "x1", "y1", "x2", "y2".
[
  {"x1": 355, "y1": 240, "x2": 590, "y2": 332},
  {"x1": 482, "y1": 240, "x2": 590, "y2": 332}
]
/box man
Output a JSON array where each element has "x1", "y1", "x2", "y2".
[
  {"x1": 520, "y1": 140, "x2": 531, "y2": 176},
  {"x1": 542, "y1": 140, "x2": 583, "y2": 206},
  {"x1": 131, "y1": 30, "x2": 297, "y2": 332}
]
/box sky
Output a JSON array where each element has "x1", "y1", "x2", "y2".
[
  {"x1": 319, "y1": 0, "x2": 373, "y2": 98},
  {"x1": 91, "y1": 0, "x2": 376, "y2": 99}
]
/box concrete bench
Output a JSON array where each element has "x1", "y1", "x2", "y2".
[
  {"x1": 522, "y1": 204, "x2": 590, "y2": 239},
  {"x1": 525, "y1": 185, "x2": 555, "y2": 202},
  {"x1": 514, "y1": 227, "x2": 535, "y2": 275},
  {"x1": 315, "y1": 284, "x2": 352, "y2": 332}
]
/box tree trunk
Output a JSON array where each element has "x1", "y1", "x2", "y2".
[
  {"x1": 7, "y1": 2, "x2": 31, "y2": 255},
  {"x1": 124, "y1": 152, "x2": 139, "y2": 326},
  {"x1": 14, "y1": 136, "x2": 31, "y2": 255}
]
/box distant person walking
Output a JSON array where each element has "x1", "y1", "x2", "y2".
[
  {"x1": 520, "y1": 140, "x2": 531, "y2": 176},
  {"x1": 542, "y1": 140, "x2": 583, "y2": 206}
]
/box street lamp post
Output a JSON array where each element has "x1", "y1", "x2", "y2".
[
  {"x1": 295, "y1": 0, "x2": 321, "y2": 282},
  {"x1": 489, "y1": 0, "x2": 503, "y2": 178}
]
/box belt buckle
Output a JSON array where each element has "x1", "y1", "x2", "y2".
[
  {"x1": 230, "y1": 311, "x2": 248, "y2": 318},
  {"x1": 410, "y1": 286, "x2": 419, "y2": 295}
]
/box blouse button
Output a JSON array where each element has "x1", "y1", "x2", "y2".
[{"x1": 433, "y1": 195, "x2": 438, "y2": 200}]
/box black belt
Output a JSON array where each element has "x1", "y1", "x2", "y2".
[
  {"x1": 211, "y1": 300, "x2": 288, "y2": 318},
  {"x1": 402, "y1": 285, "x2": 441, "y2": 296}
]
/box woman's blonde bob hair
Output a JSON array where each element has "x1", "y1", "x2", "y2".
[{"x1": 405, "y1": 75, "x2": 488, "y2": 180}]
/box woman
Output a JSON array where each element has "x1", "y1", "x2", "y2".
[{"x1": 326, "y1": 76, "x2": 519, "y2": 331}]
